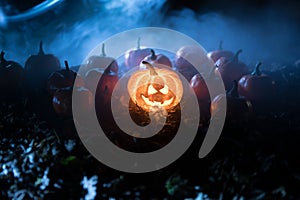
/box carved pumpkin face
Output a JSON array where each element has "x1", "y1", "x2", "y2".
[{"x1": 128, "y1": 61, "x2": 183, "y2": 111}]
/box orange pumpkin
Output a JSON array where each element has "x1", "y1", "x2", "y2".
[{"x1": 127, "y1": 61, "x2": 183, "y2": 111}]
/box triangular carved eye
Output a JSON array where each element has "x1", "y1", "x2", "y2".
[
  {"x1": 148, "y1": 84, "x2": 158, "y2": 95},
  {"x1": 159, "y1": 85, "x2": 169, "y2": 94}
]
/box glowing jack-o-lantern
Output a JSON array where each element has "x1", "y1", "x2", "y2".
[{"x1": 128, "y1": 61, "x2": 183, "y2": 111}]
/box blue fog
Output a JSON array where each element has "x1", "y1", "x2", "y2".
[{"x1": 0, "y1": 0, "x2": 299, "y2": 69}]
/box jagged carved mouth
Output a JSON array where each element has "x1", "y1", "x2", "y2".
[{"x1": 141, "y1": 95, "x2": 174, "y2": 107}]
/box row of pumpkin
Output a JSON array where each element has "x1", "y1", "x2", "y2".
[{"x1": 0, "y1": 39, "x2": 275, "y2": 122}]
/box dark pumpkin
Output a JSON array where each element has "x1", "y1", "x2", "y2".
[
  {"x1": 175, "y1": 45, "x2": 209, "y2": 81},
  {"x1": 207, "y1": 41, "x2": 234, "y2": 63},
  {"x1": 25, "y1": 41, "x2": 60, "y2": 94},
  {"x1": 190, "y1": 66, "x2": 219, "y2": 125},
  {"x1": 85, "y1": 68, "x2": 119, "y2": 100},
  {"x1": 124, "y1": 37, "x2": 152, "y2": 69},
  {"x1": 47, "y1": 60, "x2": 84, "y2": 96},
  {"x1": 211, "y1": 80, "x2": 252, "y2": 123},
  {"x1": 238, "y1": 62, "x2": 275, "y2": 102},
  {"x1": 52, "y1": 86, "x2": 93, "y2": 117},
  {"x1": 0, "y1": 51, "x2": 25, "y2": 100},
  {"x1": 86, "y1": 43, "x2": 119, "y2": 73},
  {"x1": 215, "y1": 49, "x2": 249, "y2": 90}
]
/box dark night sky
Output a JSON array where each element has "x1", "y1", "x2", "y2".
[{"x1": 167, "y1": 0, "x2": 300, "y2": 17}]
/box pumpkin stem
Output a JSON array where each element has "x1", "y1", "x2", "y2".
[
  {"x1": 228, "y1": 80, "x2": 239, "y2": 98},
  {"x1": 150, "y1": 49, "x2": 157, "y2": 61},
  {"x1": 251, "y1": 61, "x2": 262, "y2": 76},
  {"x1": 137, "y1": 37, "x2": 141, "y2": 49},
  {"x1": 218, "y1": 40, "x2": 223, "y2": 50},
  {"x1": 142, "y1": 61, "x2": 158, "y2": 76},
  {"x1": 232, "y1": 49, "x2": 242, "y2": 62},
  {"x1": 209, "y1": 64, "x2": 217, "y2": 78},
  {"x1": 39, "y1": 40, "x2": 45, "y2": 55},
  {"x1": 0, "y1": 51, "x2": 6, "y2": 63},
  {"x1": 64, "y1": 60, "x2": 69, "y2": 71},
  {"x1": 101, "y1": 43, "x2": 106, "y2": 57}
]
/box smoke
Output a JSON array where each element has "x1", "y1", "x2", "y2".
[
  {"x1": 0, "y1": 8, "x2": 6, "y2": 26},
  {"x1": 0, "y1": 0, "x2": 299, "y2": 69},
  {"x1": 164, "y1": 8, "x2": 300, "y2": 67}
]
